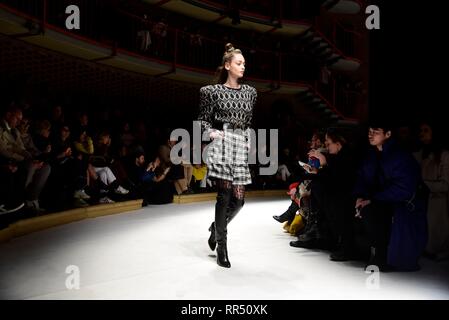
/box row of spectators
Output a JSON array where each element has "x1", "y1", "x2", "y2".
[
  {"x1": 273, "y1": 120, "x2": 449, "y2": 271},
  {"x1": 5, "y1": 0, "x2": 348, "y2": 83},
  {"x1": 0, "y1": 99, "x2": 280, "y2": 227}
]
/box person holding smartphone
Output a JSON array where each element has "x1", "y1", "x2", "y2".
[
  {"x1": 290, "y1": 129, "x2": 357, "y2": 263},
  {"x1": 273, "y1": 132, "x2": 325, "y2": 225}
]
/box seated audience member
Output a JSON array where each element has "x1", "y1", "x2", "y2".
[
  {"x1": 192, "y1": 163, "x2": 208, "y2": 192},
  {"x1": 119, "y1": 121, "x2": 136, "y2": 151},
  {"x1": 93, "y1": 130, "x2": 130, "y2": 189},
  {"x1": 0, "y1": 156, "x2": 26, "y2": 221},
  {"x1": 290, "y1": 128, "x2": 357, "y2": 263},
  {"x1": 51, "y1": 125, "x2": 90, "y2": 208},
  {"x1": 49, "y1": 104, "x2": 65, "y2": 140},
  {"x1": 273, "y1": 131, "x2": 325, "y2": 225},
  {"x1": 282, "y1": 180, "x2": 311, "y2": 236},
  {"x1": 74, "y1": 128, "x2": 128, "y2": 203},
  {"x1": 17, "y1": 117, "x2": 40, "y2": 157},
  {"x1": 32, "y1": 119, "x2": 52, "y2": 161},
  {"x1": 158, "y1": 137, "x2": 191, "y2": 195},
  {"x1": 414, "y1": 121, "x2": 449, "y2": 261},
  {"x1": 354, "y1": 121, "x2": 428, "y2": 271},
  {"x1": 128, "y1": 151, "x2": 173, "y2": 205},
  {"x1": 0, "y1": 106, "x2": 50, "y2": 214}
]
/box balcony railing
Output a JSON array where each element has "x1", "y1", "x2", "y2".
[
  {"x1": 315, "y1": 14, "x2": 361, "y2": 60},
  {"x1": 192, "y1": 0, "x2": 312, "y2": 23},
  {"x1": 0, "y1": 0, "x2": 361, "y2": 119}
]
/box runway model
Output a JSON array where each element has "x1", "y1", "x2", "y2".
[{"x1": 198, "y1": 43, "x2": 257, "y2": 268}]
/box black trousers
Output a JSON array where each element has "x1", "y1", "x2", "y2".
[
  {"x1": 361, "y1": 201, "x2": 394, "y2": 248},
  {"x1": 280, "y1": 200, "x2": 299, "y2": 223},
  {"x1": 309, "y1": 179, "x2": 332, "y2": 241},
  {"x1": 328, "y1": 194, "x2": 355, "y2": 249},
  {"x1": 0, "y1": 165, "x2": 26, "y2": 208},
  {"x1": 310, "y1": 179, "x2": 355, "y2": 249}
]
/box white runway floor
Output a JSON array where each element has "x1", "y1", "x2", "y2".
[{"x1": 0, "y1": 197, "x2": 448, "y2": 300}]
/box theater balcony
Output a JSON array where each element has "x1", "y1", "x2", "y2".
[{"x1": 0, "y1": 0, "x2": 367, "y2": 125}]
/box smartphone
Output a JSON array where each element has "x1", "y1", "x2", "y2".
[
  {"x1": 298, "y1": 161, "x2": 313, "y2": 173},
  {"x1": 298, "y1": 160, "x2": 307, "y2": 167}
]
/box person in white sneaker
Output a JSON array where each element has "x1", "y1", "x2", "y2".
[
  {"x1": 0, "y1": 203, "x2": 25, "y2": 215},
  {"x1": 1, "y1": 106, "x2": 50, "y2": 215},
  {"x1": 98, "y1": 196, "x2": 115, "y2": 204},
  {"x1": 114, "y1": 185, "x2": 129, "y2": 195},
  {"x1": 73, "y1": 128, "x2": 129, "y2": 198},
  {"x1": 72, "y1": 188, "x2": 90, "y2": 208},
  {"x1": 0, "y1": 153, "x2": 26, "y2": 218},
  {"x1": 73, "y1": 189, "x2": 90, "y2": 200},
  {"x1": 88, "y1": 164, "x2": 129, "y2": 195}
]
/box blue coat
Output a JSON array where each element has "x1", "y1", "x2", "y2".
[
  {"x1": 354, "y1": 139, "x2": 428, "y2": 270},
  {"x1": 354, "y1": 139, "x2": 420, "y2": 203}
]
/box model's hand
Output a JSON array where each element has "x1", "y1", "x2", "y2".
[{"x1": 209, "y1": 130, "x2": 224, "y2": 140}]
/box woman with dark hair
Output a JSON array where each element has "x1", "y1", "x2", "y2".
[
  {"x1": 290, "y1": 128, "x2": 357, "y2": 262},
  {"x1": 198, "y1": 43, "x2": 257, "y2": 268},
  {"x1": 414, "y1": 121, "x2": 449, "y2": 260}
]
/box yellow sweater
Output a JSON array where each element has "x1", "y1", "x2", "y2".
[
  {"x1": 192, "y1": 164, "x2": 207, "y2": 181},
  {"x1": 74, "y1": 137, "x2": 94, "y2": 155}
]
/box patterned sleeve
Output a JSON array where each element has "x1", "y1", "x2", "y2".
[
  {"x1": 198, "y1": 86, "x2": 214, "y2": 133},
  {"x1": 246, "y1": 87, "x2": 257, "y2": 128},
  {"x1": 245, "y1": 87, "x2": 257, "y2": 150}
]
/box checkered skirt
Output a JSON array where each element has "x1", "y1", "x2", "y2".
[{"x1": 205, "y1": 129, "x2": 251, "y2": 185}]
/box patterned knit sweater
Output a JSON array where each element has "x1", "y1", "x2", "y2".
[{"x1": 198, "y1": 84, "x2": 257, "y2": 133}]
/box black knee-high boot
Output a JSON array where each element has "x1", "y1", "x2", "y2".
[
  {"x1": 226, "y1": 197, "x2": 244, "y2": 224},
  {"x1": 214, "y1": 188, "x2": 232, "y2": 268},
  {"x1": 208, "y1": 221, "x2": 216, "y2": 251},
  {"x1": 208, "y1": 198, "x2": 244, "y2": 251},
  {"x1": 216, "y1": 242, "x2": 230, "y2": 268},
  {"x1": 217, "y1": 198, "x2": 244, "y2": 268}
]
